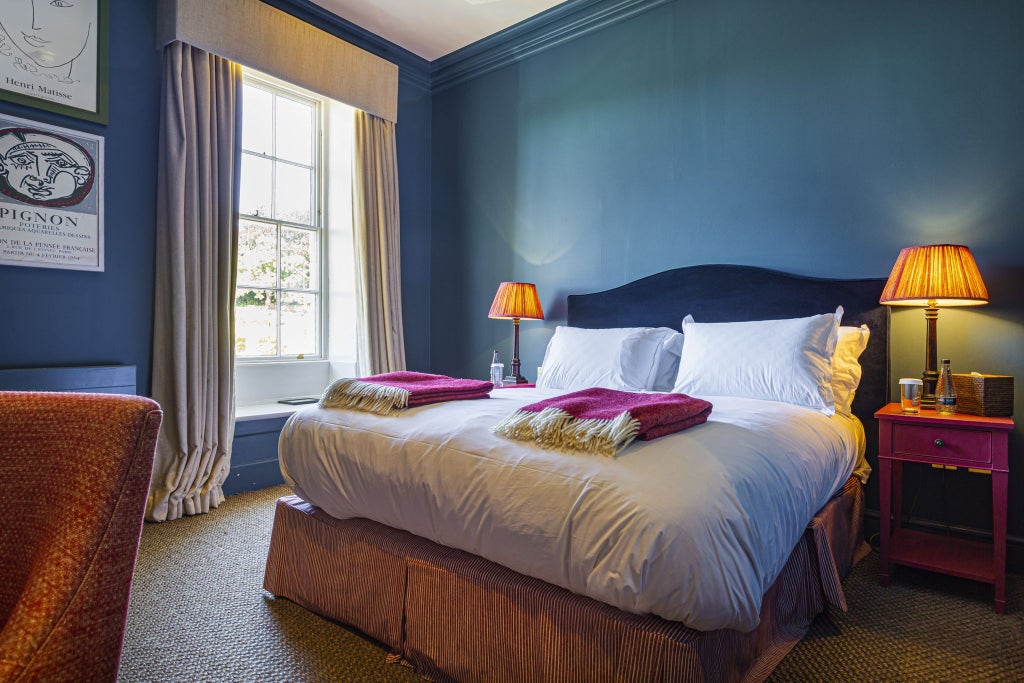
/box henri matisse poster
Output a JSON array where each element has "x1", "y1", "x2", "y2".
[
  {"x1": 0, "y1": 113, "x2": 103, "y2": 271},
  {"x1": 0, "y1": 0, "x2": 108, "y2": 123}
]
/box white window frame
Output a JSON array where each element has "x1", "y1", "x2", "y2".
[
  {"x1": 234, "y1": 70, "x2": 361, "y2": 411},
  {"x1": 236, "y1": 71, "x2": 327, "y2": 365}
]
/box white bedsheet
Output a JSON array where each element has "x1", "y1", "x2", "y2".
[{"x1": 278, "y1": 389, "x2": 867, "y2": 632}]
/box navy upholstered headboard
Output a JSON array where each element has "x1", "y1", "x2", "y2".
[{"x1": 567, "y1": 265, "x2": 890, "y2": 455}]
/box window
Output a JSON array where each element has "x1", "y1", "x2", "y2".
[
  {"x1": 234, "y1": 69, "x2": 358, "y2": 409},
  {"x1": 236, "y1": 75, "x2": 322, "y2": 359}
]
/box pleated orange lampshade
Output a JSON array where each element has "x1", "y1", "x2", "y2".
[
  {"x1": 880, "y1": 244, "x2": 989, "y2": 307},
  {"x1": 488, "y1": 282, "x2": 545, "y2": 320},
  {"x1": 880, "y1": 244, "x2": 988, "y2": 409}
]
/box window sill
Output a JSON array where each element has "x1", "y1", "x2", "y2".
[
  {"x1": 236, "y1": 402, "x2": 310, "y2": 421},
  {"x1": 235, "y1": 360, "x2": 330, "y2": 407}
]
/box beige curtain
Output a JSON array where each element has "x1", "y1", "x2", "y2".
[
  {"x1": 148, "y1": 42, "x2": 241, "y2": 522},
  {"x1": 353, "y1": 111, "x2": 406, "y2": 374}
]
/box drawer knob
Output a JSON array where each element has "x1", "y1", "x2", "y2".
[{"x1": 934, "y1": 438, "x2": 945, "y2": 448}]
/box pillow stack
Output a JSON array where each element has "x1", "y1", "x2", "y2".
[{"x1": 536, "y1": 310, "x2": 871, "y2": 416}]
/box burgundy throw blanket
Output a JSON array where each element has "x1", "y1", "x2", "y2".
[
  {"x1": 319, "y1": 372, "x2": 493, "y2": 415},
  {"x1": 493, "y1": 388, "x2": 712, "y2": 457}
]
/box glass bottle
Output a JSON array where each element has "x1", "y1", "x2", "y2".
[
  {"x1": 936, "y1": 358, "x2": 956, "y2": 415},
  {"x1": 490, "y1": 350, "x2": 504, "y2": 388}
]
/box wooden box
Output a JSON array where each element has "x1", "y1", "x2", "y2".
[{"x1": 951, "y1": 373, "x2": 1014, "y2": 417}]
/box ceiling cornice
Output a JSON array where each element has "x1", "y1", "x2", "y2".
[
  {"x1": 430, "y1": 0, "x2": 673, "y2": 93},
  {"x1": 264, "y1": 0, "x2": 670, "y2": 94}
]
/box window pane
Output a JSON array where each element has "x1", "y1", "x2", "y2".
[
  {"x1": 281, "y1": 227, "x2": 317, "y2": 290},
  {"x1": 237, "y1": 220, "x2": 278, "y2": 288},
  {"x1": 280, "y1": 292, "x2": 317, "y2": 356},
  {"x1": 236, "y1": 71, "x2": 326, "y2": 365},
  {"x1": 276, "y1": 96, "x2": 314, "y2": 166},
  {"x1": 275, "y1": 163, "x2": 312, "y2": 224},
  {"x1": 241, "y1": 85, "x2": 273, "y2": 155},
  {"x1": 235, "y1": 289, "x2": 278, "y2": 357},
  {"x1": 240, "y1": 154, "x2": 272, "y2": 218}
]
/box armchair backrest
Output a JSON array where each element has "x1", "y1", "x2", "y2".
[{"x1": 0, "y1": 392, "x2": 162, "y2": 682}]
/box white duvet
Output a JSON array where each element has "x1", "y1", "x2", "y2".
[{"x1": 278, "y1": 388, "x2": 867, "y2": 632}]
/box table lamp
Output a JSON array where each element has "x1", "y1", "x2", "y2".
[
  {"x1": 488, "y1": 282, "x2": 545, "y2": 384},
  {"x1": 879, "y1": 244, "x2": 988, "y2": 408}
]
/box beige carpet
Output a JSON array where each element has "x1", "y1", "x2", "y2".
[
  {"x1": 120, "y1": 485, "x2": 1024, "y2": 682},
  {"x1": 121, "y1": 485, "x2": 418, "y2": 682}
]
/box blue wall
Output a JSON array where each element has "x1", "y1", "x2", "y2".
[
  {"x1": 0, "y1": 0, "x2": 161, "y2": 392},
  {"x1": 0, "y1": 0, "x2": 433, "y2": 389},
  {"x1": 431, "y1": 0, "x2": 1024, "y2": 551}
]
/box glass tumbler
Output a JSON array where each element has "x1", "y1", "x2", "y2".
[{"x1": 899, "y1": 378, "x2": 923, "y2": 413}]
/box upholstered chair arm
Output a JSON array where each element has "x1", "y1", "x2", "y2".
[{"x1": 0, "y1": 392, "x2": 161, "y2": 683}]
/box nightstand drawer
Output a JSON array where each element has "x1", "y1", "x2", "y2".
[{"x1": 893, "y1": 424, "x2": 992, "y2": 465}]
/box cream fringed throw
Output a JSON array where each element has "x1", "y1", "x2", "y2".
[
  {"x1": 494, "y1": 388, "x2": 713, "y2": 457},
  {"x1": 320, "y1": 372, "x2": 493, "y2": 415}
]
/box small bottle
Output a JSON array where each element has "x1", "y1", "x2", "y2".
[
  {"x1": 936, "y1": 358, "x2": 956, "y2": 415},
  {"x1": 490, "y1": 350, "x2": 504, "y2": 388}
]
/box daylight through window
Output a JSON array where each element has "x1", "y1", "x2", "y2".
[{"x1": 235, "y1": 74, "x2": 322, "y2": 360}]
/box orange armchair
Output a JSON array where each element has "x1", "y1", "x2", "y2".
[{"x1": 0, "y1": 392, "x2": 162, "y2": 682}]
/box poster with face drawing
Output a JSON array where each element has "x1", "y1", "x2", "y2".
[
  {"x1": 0, "y1": 114, "x2": 103, "y2": 271},
  {"x1": 0, "y1": 0, "x2": 106, "y2": 122}
]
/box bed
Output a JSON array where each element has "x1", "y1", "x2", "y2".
[{"x1": 263, "y1": 264, "x2": 889, "y2": 682}]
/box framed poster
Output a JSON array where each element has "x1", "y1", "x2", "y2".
[
  {"x1": 0, "y1": 113, "x2": 103, "y2": 271},
  {"x1": 0, "y1": 0, "x2": 109, "y2": 124}
]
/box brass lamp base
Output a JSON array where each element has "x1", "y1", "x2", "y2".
[
  {"x1": 505, "y1": 318, "x2": 529, "y2": 384},
  {"x1": 921, "y1": 303, "x2": 939, "y2": 409}
]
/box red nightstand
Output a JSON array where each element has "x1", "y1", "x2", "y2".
[{"x1": 875, "y1": 403, "x2": 1014, "y2": 613}]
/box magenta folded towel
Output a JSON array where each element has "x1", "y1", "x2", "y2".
[
  {"x1": 493, "y1": 388, "x2": 712, "y2": 457},
  {"x1": 320, "y1": 372, "x2": 493, "y2": 415}
]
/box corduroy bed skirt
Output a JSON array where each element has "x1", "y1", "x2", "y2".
[{"x1": 263, "y1": 477, "x2": 867, "y2": 683}]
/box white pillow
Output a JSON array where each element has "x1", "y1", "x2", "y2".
[
  {"x1": 832, "y1": 325, "x2": 870, "y2": 415},
  {"x1": 537, "y1": 326, "x2": 678, "y2": 392},
  {"x1": 671, "y1": 308, "x2": 843, "y2": 415},
  {"x1": 651, "y1": 330, "x2": 685, "y2": 392}
]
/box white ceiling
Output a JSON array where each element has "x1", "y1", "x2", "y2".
[{"x1": 310, "y1": 0, "x2": 568, "y2": 62}]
